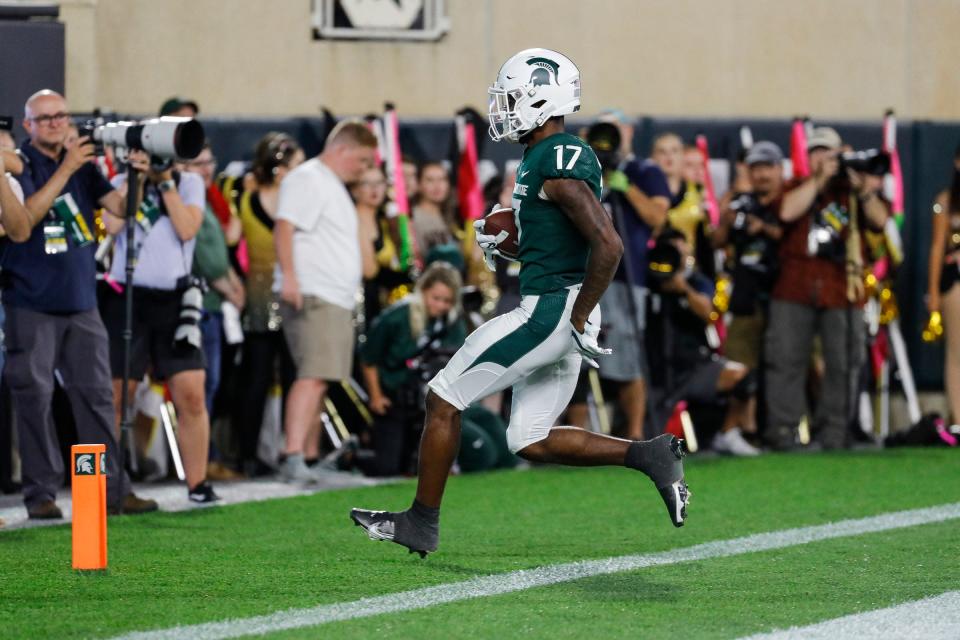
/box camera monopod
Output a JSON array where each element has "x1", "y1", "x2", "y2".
[{"x1": 118, "y1": 165, "x2": 141, "y2": 475}]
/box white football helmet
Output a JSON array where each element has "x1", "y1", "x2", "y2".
[{"x1": 488, "y1": 48, "x2": 581, "y2": 143}]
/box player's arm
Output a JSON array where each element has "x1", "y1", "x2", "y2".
[{"x1": 543, "y1": 178, "x2": 623, "y2": 332}]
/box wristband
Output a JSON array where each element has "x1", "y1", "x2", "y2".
[{"x1": 158, "y1": 179, "x2": 176, "y2": 194}]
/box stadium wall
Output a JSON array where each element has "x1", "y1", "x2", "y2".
[{"x1": 58, "y1": 0, "x2": 960, "y2": 120}]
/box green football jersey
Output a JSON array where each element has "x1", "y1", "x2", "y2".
[{"x1": 511, "y1": 132, "x2": 602, "y2": 295}]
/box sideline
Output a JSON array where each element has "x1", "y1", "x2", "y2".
[
  {"x1": 0, "y1": 473, "x2": 385, "y2": 532},
  {"x1": 740, "y1": 591, "x2": 960, "y2": 639},
  {"x1": 109, "y1": 501, "x2": 960, "y2": 640}
]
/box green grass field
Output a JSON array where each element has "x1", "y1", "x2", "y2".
[{"x1": 2, "y1": 448, "x2": 959, "y2": 639}]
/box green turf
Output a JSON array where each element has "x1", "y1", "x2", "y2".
[
  {"x1": 0, "y1": 448, "x2": 958, "y2": 639},
  {"x1": 277, "y1": 519, "x2": 960, "y2": 640}
]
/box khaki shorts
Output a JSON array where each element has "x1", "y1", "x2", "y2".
[
  {"x1": 725, "y1": 310, "x2": 766, "y2": 369},
  {"x1": 280, "y1": 296, "x2": 354, "y2": 381}
]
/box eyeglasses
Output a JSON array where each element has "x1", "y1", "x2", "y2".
[{"x1": 29, "y1": 112, "x2": 71, "y2": 127}]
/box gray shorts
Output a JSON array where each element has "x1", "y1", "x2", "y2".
[
  {"x1": 597, "y1": 281, "x2": 647, "y2": 382},
  {"x1": 280, "y1": 296, "x2": 354, "y2": 381},
  {"x1": 673, "y1": 357, "x2": 726, "y2": 405}
]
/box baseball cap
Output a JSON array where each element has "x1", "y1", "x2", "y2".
[
  {"x1": 598, "y1": 108, "x2": 630, "y2": 125},
  {"x1": 745, "y1": 141, "x2": 784, "y2": 165},
  {"x1": 159, "y1": 96, "x2": 200, "y2": 117},
  {"x1": 807, "y1": 127, "x2": 841, "y2": 151}
]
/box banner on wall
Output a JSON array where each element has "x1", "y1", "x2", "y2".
[{"x1": 312, "y1": 0, "x2": 449, "y2": 41}]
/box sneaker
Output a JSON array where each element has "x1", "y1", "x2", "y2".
[
  {"x1": 712, "y1": 427, "x2": 761, "y2": 457},
  {"x1": 187, "y1": 481, "x2": 221, "y2": 505},
  {"x1": 108, "y1": 493, "x2": 159, "y2": 516},
  {"x1": 350, "y1": 508, "x2": 438, "y2": 558},
  {"x1": 27, "y1": 500, "x2": 63, "y2": 520},
  {"x1": 280, "y1": 454, "x2": 319, "y2": 484}
]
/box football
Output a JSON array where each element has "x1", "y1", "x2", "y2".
[{"x1": 482, "y1": 207, "x2": 520, "y2": 260}]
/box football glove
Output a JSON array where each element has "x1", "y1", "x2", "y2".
[
  {"x1": 570, "y1": 318, "x2": 611, "y2": 368},
  {"x1": 473, "y1": 218, "x2": 508, "y2": 272}
]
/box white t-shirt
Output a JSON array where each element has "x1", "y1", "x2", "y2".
[
  {"x1": 110, "y1": 171, "x2": 205, "y2": 290},
  {"x1": 274, "y1": 158, "x2": 360, "y2": 310}
]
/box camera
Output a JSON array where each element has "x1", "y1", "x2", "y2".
[
  {"x1": 585, "y1": 121, "x2": 622, "y2": 173},
  {"x1": 729, "y1": 193, "x2": 760, "y2": 232},
  {"x1": 839, "y1": 148, "x2": 890, "y2": 176},
  {"x1": 173, "y1": 276, "x2": 205, "y2": 351},
  {"x1": 806, "y1": 203, "x2": 847, "y2": 262},
  {"x1": 647, "y1": 236, "x2": 683, "y2": 292},
  {"x1": 77, "y1": 113, "x2": 109, "y2": 156},
  {"x1": 0, "y1": 115, "x2": 12, "y2": 131},
  {"x1": 84, "y1": 116, "x2": 205, "y2": 161}
]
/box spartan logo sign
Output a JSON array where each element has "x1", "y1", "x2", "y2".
[
  {"x1": 526, "y1": 56, "x2": 560, "y2": 87},
  {"x1": 75, "y1": 454, "x2": 95, "y2": 475},
  {"x1": 100, "y1": 453, "x2": 108, "y2": 477}
]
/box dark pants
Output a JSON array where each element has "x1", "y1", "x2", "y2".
[
  {"x1": 233, "y1": 331, "x2": 295, "y2": 465},
  {"x1": 764, "y1": 300, "x2": 864, "y2": 449},
  {"x1": 369, "y1": 392, "x2": 420, "y2": 477},
  {"x1": 4, "y1": 306, "x2": 131, "y2": 509},
  {"x1": 200, "y1": 311, "x2": 223, "y2": 416}
]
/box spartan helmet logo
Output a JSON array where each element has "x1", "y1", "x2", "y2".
[
  {"x1": 76, "y1": 454, "x2": 94, "y2": 475},
  {"x1": 526, "y1": 56, "x2": 560, "y2": 87}
]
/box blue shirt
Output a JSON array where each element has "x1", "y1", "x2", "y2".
[
  {"x1": 1, "y1": 141, "x2": 113, "y2": 313},
  {"x1": 607, "y1": 159, "x2": 670, "y2": 287}
]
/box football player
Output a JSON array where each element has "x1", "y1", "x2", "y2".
[{"x1": 351, "y1": 48, "x2": 690, "y2": 557}]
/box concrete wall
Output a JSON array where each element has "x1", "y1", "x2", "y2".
[{"x1": 57, "y1": 0, "x2": 960, "y2": 119}]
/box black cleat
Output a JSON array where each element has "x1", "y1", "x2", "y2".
[
  {"x1": 350, "y1": 508, "x2": 437, "y2": 558},
  {"x1": 659, "y1": 478, "x2": 691, "y2": 528},
  {"x1": 642, "y1": 435, "x2": 691, "y2": 527}
]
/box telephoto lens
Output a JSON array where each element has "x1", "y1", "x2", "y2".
[
  {"x1": 93, "y1": 117, "x2": 205, "y2": 160},
  {"x1": 173, "y1": 284, "x2": 204, "y2": 350}
]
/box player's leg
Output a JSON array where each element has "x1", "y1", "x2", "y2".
[
  {"x1": 414, "y1": 391, "x2": 462, "y2": 508},
  {"x1": 350, "y1": 305, "x2": 537, "y2": 556},
  {"x1": 509, "y1": 352, "x2": 689, "y2": 527}
]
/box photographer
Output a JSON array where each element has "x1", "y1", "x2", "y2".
[
  {"x1": 100, "y1": 148, "x2": 218, "y2": 503},
  {"x1": 0, "y1": 116, "x2": 24, "y2": 176},
  {"x1": 712, "y1": 141, "x2": 785, "y2": 438},
  {"x1": 585, "y1": 120, "x2": 670, "y2": 439},
  {"x1": 360, "y1": 262, "x2": 466, "y2": 476},
  {"x1": 765, "y1": 127, "x2": 890, "y2": 450},
  {"x1": 2, "y1": 90, "x2": 156, "y2": 518},
  {"x1": 646, "y1": 230, "x2": 759, "y2": 455}
]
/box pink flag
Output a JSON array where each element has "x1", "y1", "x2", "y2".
[
  {"x1": 695, "y1": 135, "x2": 719, "y2": 227},
  {"x1": 790, "y1": 118, "x2": 810, "y2": 179},
  {"x1": 456, "y1": 116, "x2": 485, "y2": 221},
  {"x1": 882, "y1": 110, "x2": 905, "y2": 222}
]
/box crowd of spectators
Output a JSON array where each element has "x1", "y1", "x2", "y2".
[{"x1": 0, "y1": 89, "x2": 951, "y2": 521}]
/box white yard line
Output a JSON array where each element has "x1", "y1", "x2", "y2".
[
  {"x1": 108, "y1": 501, "x2": 960, "y2": 640},
  {"x1": 740, "y1": 591, "x2": 960, "y2": 639}
]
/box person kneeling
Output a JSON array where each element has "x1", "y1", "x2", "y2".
[
  {"x1": 646, "y1": 229, "x2": 760, "y2": 456},
  {"x1": 360, "y1": 262, "x2": 467, "y2": 476}
]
